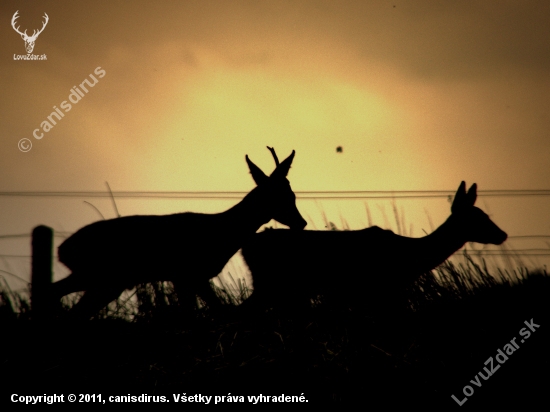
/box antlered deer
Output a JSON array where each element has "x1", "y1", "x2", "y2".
[
  {"x1": 241, "y1": 181, "x2": 507, "y2": 311},
  {"x1": 11, "y1": 11, "x2": 49, "y2": 54},
  {"x1": 49, "y1": 148, "x2": 307, "y2": 319}
]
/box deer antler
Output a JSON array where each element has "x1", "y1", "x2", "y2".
[
  {"x1": 267, "y1": 146, "x2": 279, "y2": 166},
  {"x1": 30, "y1": 13, "x2": 49, "y2": 40},
  {"x1": 11, "y1": 11, "x2": 26, "y2": 37},
  {"x1": 11, "y1": 11, "x2": 49, "y2": 40}
]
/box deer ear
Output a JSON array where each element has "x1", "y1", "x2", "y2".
[
  {"x1": 270, "y1": 150, "x2": 295, "y2": 178},
  {"x1": 246, "y1": 155, "x2": 268, "y2": 185},
  {"x1": 451, "y1": 181, "x2": 467, "y2": 213},
  {"x1": 466, "y1": 183, "x2": 477, "y2": 206}
]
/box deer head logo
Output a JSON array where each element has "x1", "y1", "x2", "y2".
[{"x1": 11, "y1": 11, "x2": 49, "y2": 54}]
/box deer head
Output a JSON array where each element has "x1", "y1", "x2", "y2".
[
  {"x1": 451, "y1": 181, "x2": 507, "y2": 245},
  {"x1": 246, "y1": 147, "x2": 307, "y2": 230},
  {"x1": 12, "y1": 11, "x2": 49, "y2": 54}
]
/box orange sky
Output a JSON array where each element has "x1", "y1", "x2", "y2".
[{"x1": 1, "y1": 1, "x2": 549, "y2": 290}]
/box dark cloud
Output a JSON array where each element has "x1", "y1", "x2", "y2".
[{"x1": 2, "y1": 1, "x2": 547, "y2": 78}]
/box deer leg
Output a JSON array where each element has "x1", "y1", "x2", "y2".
[
  {"x1": 48, "y1": 273, "x2": 86, "y2": 299},
  {"x1": 69, "y1": 286, "x2": 123, "y2": 320},
  {"x1": 195, "y1": 279, "x2": 224, "y2": 311},
  {"x1": 39, "y1": 272, "x2": 88, "y2": 317},
  {"x1": 171, "y1": 279, "x2": 201, "y2": 314},
  {"x1": 238, "y1": 291, "x2": 260, "y2": 312},
  {"x1": 239, "y1": 286, "x2": 276, "y2": 314}
]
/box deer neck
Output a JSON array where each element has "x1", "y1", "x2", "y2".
[
  {"x1": 220, "y1": 188, "x2": 271, "y2": 238},
  {"x1": 414, "y1": 213, "x2": 467, "y2": 272}
]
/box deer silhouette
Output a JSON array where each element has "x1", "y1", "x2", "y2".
[
  {"x1": 48, "y1": 148, "x2": 306, "y2": 319},
  {"x1": 241, "y1": 181, "x2": 507, "y2": 311}
]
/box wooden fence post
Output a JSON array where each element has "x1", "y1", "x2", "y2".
[{"x1": 31, "y1": 225, "x2": 53, "y2": 315}]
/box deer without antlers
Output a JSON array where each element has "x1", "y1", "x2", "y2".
[
  {"x1": 11, "y1": 11, "x2": 49, "y2": 54},
  {"x1": 48, "y1": 148, "x2": 306, "y2": 319},
  {"x1": 241, "y1": 181, "x2": 507, "y2": 311}
]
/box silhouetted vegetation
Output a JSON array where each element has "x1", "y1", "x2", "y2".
[{"x1": 1, "y1": 251, "x2": 548, "y2": 407}]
